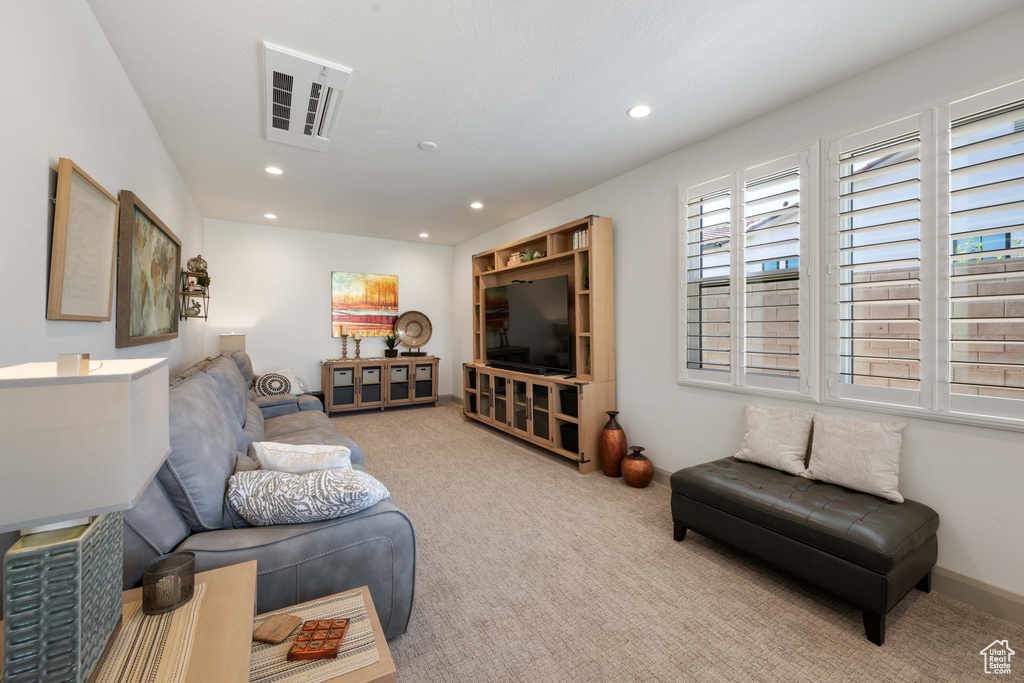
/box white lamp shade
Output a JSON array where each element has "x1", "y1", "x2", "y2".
[
  {"x1": 220, "y1": 333, "x2": 246, "y2": 352},
  {"x1": 0, "y1": 358, "x2": 170, "y2": 533}
]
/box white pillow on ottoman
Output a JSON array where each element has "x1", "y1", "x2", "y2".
[
  {"x1": 227, "y1": 469, "x2": 390, "y2": 526},
  {"x1": 802, "y1": 413, "x2": 907, "y2": 502},
  {"x1": 251, "y1": 441, "x2": 352, "y2": 474},
  {"x1": 733, "y1": 404, "x2": 815, "y2": 475}
]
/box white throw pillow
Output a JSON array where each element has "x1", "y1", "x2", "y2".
[
  {"x1": 227, "y1": 469, "x2": 390, "y2": 526},
  {"x1": 255, "y1": 368, "x2": 302, "y2": 396},
  {"x1": 733, "y1": 404, "x2": 814, "y2": 475},
  {"x1": 802, "y1": 413, "x2": 906, "y2": 502},
  {"x1": 250, "y1": 441, "x2": 352, "y2": 474}
]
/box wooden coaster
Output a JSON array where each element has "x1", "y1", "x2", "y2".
[{"x1": 253, "y1": 614, "x2": 303, "y2": 644}]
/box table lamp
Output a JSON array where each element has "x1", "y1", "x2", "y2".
[
  {"x1": 0, "y1": 358, "x2": 170, "y2": 683},
  {"x1": 219, "y1": 333, "x2": 245, "y2": 353}
]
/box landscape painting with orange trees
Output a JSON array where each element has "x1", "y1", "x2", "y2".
[{"x1": 331, "y1": 272, "x2": 398, "y2": 337}]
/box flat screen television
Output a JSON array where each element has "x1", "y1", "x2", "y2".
[{"x1": 484, "y1": 275, "x2": 571, "y2": 375}]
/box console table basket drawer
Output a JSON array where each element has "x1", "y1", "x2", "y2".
[
  {"x1": 415, "y1": 365, "x2": 433, "y2": 381},
  {"x1": 333, "y1": 368, "x2": 354, "y2": 386}
]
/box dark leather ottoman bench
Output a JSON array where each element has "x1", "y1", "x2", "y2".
[{"x1": 671, "y1": 457, "x2": 939, "y2": 645}]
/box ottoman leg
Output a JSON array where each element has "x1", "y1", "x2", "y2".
[
  {"x1": 673, "y1": 520, "x2": 687, "y2": 542},
  {"x1": 863, "y1": 611, "x2": 885, "y2": 646},
  {"x1": 915, "y1": 572, "x2": 931, "y2": 593}
]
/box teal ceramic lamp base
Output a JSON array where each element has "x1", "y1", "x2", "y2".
[{"x1": 3, "y1": 512, "x2": 123, "y2": 682}]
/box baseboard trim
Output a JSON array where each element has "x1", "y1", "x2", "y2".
[
  {"x1": 932, "y1": 566, "x2": 1024, "y2": 627},
  {"x1": 653, "y1": 466, "x2": 672, "y2": 488},
  {"x1": 443, "y1": 394, "x2": 461, "y2": 405}
]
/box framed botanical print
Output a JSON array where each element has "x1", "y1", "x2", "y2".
[
  {"x1": 115, "y1": 191, "x2": 182, "y2": 347},
  {"x1": 46, "y1": 158, "x2": 120, "y2": 321}
]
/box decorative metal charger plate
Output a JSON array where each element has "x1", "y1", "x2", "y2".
[{"x1": 394, "y1": 310, "x2": 432, "y2": 348}]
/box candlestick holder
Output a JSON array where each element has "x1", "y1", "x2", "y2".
[
  {"x1": 341, "y1": 334, "x2": 349, "y2": 359},
  {"x1": 354, "y1": 338, "x2": 362, "y2": 359}
]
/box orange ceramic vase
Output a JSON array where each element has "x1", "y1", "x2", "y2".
[
  {"x1": 600, "y1": 411, "x2": 627, "y2": 477},
  {"x1": 621, "y1": 446, "x2": 654, "y2": 488}
]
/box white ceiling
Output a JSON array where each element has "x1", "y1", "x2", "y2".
[{"x1": 88, "y1": 0, "x2": 1018, "y2": 245}]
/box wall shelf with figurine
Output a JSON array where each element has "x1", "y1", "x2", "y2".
[{"x1": 179, "y1": 255, "x2": 210, "y2": 321}]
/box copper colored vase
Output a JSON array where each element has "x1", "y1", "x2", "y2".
[
  {"x1": 600, "y1": 411, "x2": 627, "y2": 477},
  {"x1": 621, "y1": 446, "x2": 654, "y2": 488}
]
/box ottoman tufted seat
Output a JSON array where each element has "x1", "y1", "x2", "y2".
[{"x1": 671, "y1": 457, "x2": 939, "y2": 646}]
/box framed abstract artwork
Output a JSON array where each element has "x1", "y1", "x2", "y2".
[
  {"x1": 46, "y1": 158, "x2": 120, "y2": 321},
  {"x1": 115, "y1": 191, "x2": 182, "y2": 347},
  {"x1": 331, "y1": 272, "x2": 398, "y2": 337}
]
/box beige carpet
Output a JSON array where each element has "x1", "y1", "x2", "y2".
[{"x1": 333, "y1": 402, "x2": 1023, "y2": 682}]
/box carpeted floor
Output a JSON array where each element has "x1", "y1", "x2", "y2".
[{"x1": 332, "y1": 402, "x2": 1023, "y2": 682}]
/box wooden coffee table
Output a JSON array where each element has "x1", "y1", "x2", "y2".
[{"x1": 255, "y1": 586, "x2": 396, "y2": 683}]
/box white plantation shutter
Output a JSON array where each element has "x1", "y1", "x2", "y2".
[
  {"x1": 680, "y1": 149, "x2": 812, "y2": 395},
  {"x1": 741, "y1": 151, "x2": 811, "y2": 392},
  {"x1": 827, "y1": 114, "x2": 934, "y2": 408},
  {"x1": 942, "y1": 81, "x2": 1024, "y2": 421},
  {"x1": 682, "y1": 177, "x2": 734, "y2": 383}
]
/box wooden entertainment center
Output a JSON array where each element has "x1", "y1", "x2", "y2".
[{"x1": 463, "y1": 215, "x2": 615, "y2": 473}]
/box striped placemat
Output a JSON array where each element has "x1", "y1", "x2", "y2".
[
  {"x1": 249, "y1": 591, "x2": 379, "y2": 683},
  {"x1": 93, "y1": 583, "x2": 207, "y2": 683}
]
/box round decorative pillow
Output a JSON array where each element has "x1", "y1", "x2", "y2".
[{"x1": 256, "y1": 372, "x2": 292, "y2": 396}]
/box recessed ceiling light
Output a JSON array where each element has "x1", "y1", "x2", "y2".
[
  {"x1": 419, "y1": 233, "x2": 429, "y2": 238},
  {"x1": 470, "y1": 202, "x2": 483, "y2": 209},
  {"x1": 265, "y1": 166, "x2": 283, "y2": 175},
  {"x1": 418, "y1": 141, "x2": 438, "y2": 151},
  {"x1": 264, "y1": 213, "x2": 277, "y2": 219},
  {"x1": 627, "y1": 104, "x2": 651, "y2": 118}
]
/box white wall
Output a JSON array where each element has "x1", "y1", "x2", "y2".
[
  {"x1": 451, "y1": 8, "x2": 1024, "y2": 595},
  {"x1": 0, "y1": 0, "x2": 205, "y2": 373},
  {"x1": 204, "y1": 219, "x2": 454, "y2": 394}
]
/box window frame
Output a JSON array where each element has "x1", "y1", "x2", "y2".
[{"x1": 678, "y1": 146, "x2": 817, "y2": 400}]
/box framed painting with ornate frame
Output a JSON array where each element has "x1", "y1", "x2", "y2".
[
  {"x1": 46, "y1": 158, "x2": 120, "y2": 321},
  {"x1": 115, "y1": 191, "x2": 182, "y2": 347}
]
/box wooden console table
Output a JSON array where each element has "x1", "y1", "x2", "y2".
[{"x1": 321, "y1": 356, "x2": 439, "y2": 414}]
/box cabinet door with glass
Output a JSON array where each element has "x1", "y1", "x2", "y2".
[
  {"x1": 491, "y1": 373, "x2": 510, "y2": 429},
  {"x1": 328, "y1": 364, "x2": 357, "y2": 412},
  {"x1": 529, "y1": 381, "x2": 553, "y2": 444},
  {"x1": 411, "y1": 360, "x2": 437, "y2": 403},
  {"x1": 479, "y1": 370, "x2": 495, "y2": 423},
  {"x1": 509, "y1": 379, "x2": 531, "y2": 438},
  {"x1": 386, "y1": 361, "x2": 413, "y2": 405},
  {"x1": 357, "y1": 362, "x2": 385, "y2": 408}
]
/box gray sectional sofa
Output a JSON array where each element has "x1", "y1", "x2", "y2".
[{"x1": 123, "y1": 351, "x2": 416, "y2": 639}]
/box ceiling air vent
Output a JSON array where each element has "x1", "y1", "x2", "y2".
[{"x1": 263, "y1": 42, "x2": 352, "y2": 152}]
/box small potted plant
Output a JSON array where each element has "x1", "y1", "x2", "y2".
[
  {"x1": 383, "y1": 334, "x2": 399, "y2": 357},
  {"x1": 187, "y1": 300, "x2": 202, "y2": 317}
]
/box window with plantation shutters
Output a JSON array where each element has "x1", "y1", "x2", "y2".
[
  {"x1": 943, "y1": 82, "x2": 1024, "y2": 420},
  {"x1": 742, "y1": 153, "x2": 809, "y2": 391},
  {"x1": 827, "y1": 115, "x2": 932, "y2": 408},
  {"x1": 683, "y1": 178, "x2": 733, "y2": 382},
  {"x1": 680, "y1": 149, "x2": 812, "y2": 395}
]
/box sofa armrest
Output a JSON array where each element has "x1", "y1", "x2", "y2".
[
  {"x1": 297, "y1": 394, "x2": 324, "y2": 412},
  {"x1": 175, "y1": 498, "x2": 416, "y2": 640},
  {"x1": 253, "y1": 394, "x2": 299, "y2": 418}
]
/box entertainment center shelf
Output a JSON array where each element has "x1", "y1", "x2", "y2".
[{"x1": 465, "y1": 215, "x2": 615, "y2": 474}]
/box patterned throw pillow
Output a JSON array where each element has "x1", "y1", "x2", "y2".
[
  {"x1": 802, "y1": 413, "x2": 906, "y2": 502},
  {"x1": 227, "y1": 469, "x2": 390, "y2": 526},
  {"x1": 255, "y1": 368, "x2": 301, "y2": 396},
  {"x1": 295, "y1": 376, "x2": 313, "y2": 394},
  {"x1": 250, "y1": 441, "x2": 352, "y2": 474},
  {"x1": 733, "y1": 404, "x2": 815, "y2": 475}
]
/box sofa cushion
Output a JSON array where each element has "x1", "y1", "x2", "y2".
[
  {"x1": 157, "y1": 376, "x2": 238, "y2": 532},
  {"x1": 122, "y1": 476, "x2": 191, "y2": 587},
  {"x1": 225, "y1": 350, "x2": 255, "y2": 385},
  {"x1": 192, "y1": 372, "x2": 247, "y2": 453},
  {"x1": 297, "y1": 394, "x2": 324, "y2": 412},
  {"x1": 206, "y1": 356, "x2": 248, "y2": 426},
  {"x1": 264, "y1": 411, "x2": 364, "y2": 466},
  {"x1": 242, "y1": 401, "x2": 265, "y2": 446},
  {"x1": 670, "y1": 457, "x2": 938, "y2": 574}
]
